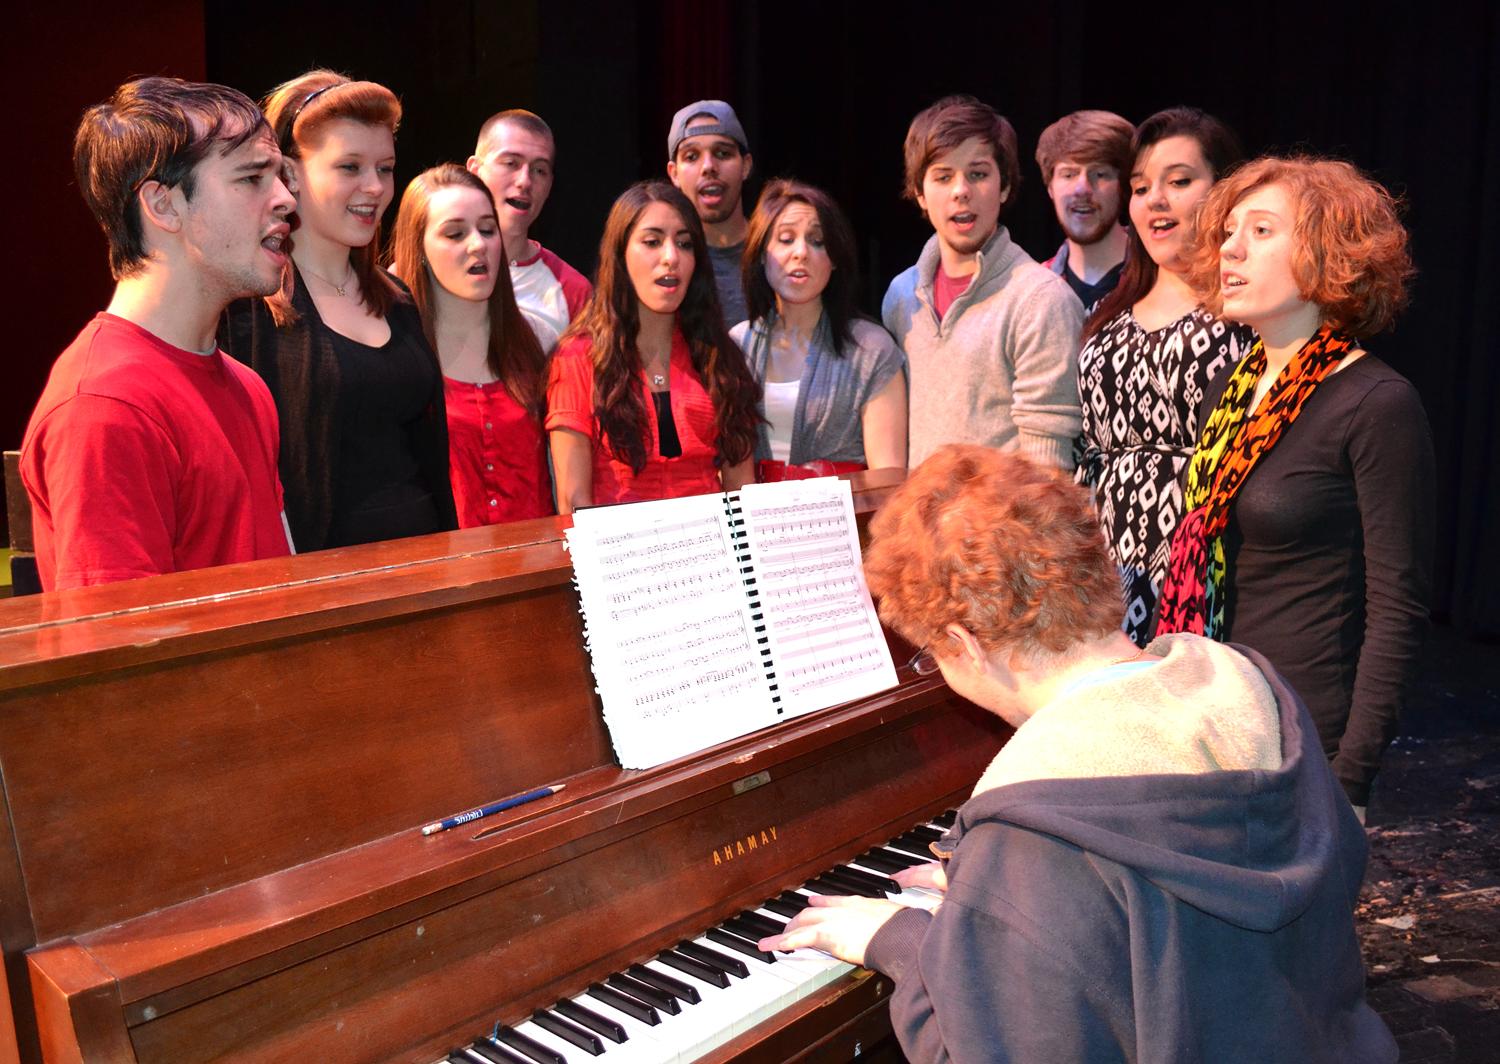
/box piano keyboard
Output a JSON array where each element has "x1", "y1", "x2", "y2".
[{"x1": 437, "y1": 811, "x2": 956, "y2": 1064}]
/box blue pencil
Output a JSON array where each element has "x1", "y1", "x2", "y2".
[{"x1": 421, "y1": 783, "x2": 566, "y2": 836}]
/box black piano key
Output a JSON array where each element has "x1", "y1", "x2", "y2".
[
  {"x1": 777, "y1": 890, "x2": 813, "y2": 911},
  {"x1": 886, "y1": 833, "x2": 936, "y2": 857},
  {"x1": 869, "y1": 845, "x2": 928, "y2": 869},
  {"x1": 807, "y1": 872, "x2": 878, "y2": 898},
  {"x1": 721, "y1": 915, "x2": 782, "y2": 947},
  {"x1": 657, "y1": 948, "x2": 732, "y2": 988},
  {"x1": 532, "y1": 1010, "x2": 605, "y2": 1055},
  {"x1": 831, "y1": 864, "x2": 900, "y2": 895},
  {"x1": 449, "y1": 1053, "x2": 485, "y2": 1064},
  {"x1": 606, "y1": 972, "x2": 681, "y2": 1015},
  {"x1": 467, "y1": 1037, "x2": 532, "y2": 1064},
  {"x1": 677, "y1": 939, "x2": 751, "y2": 978},
  {"x1": 932, "y1": 809, "x2": 958, "y2": 828},
  {"x1": 731, "y1": 910, "x2": 785, "y2": 938},
  {"x1": 856, "y1": 849, "x2": 913, "y2": 875},
  {"x1": 706, "y1": 927, "x2": 777, "y2": 964},
  {"x1": 628, "y1": 963, "x2": 701, "y2": 1004},
  {"x1": 908, "y1": 824, "x2": 944, "y2": 843},
  {"x1": 492, "y1": 1026, "x2": 568, "y2": 1064},
  {"x1": 586, "y1": 982, "x2": 660, "y2": 1025},
  {"x1": 762, "y1": 895, "x2": 806, "y2": 919},
  {"x1": 553, "y1": 999, "x2": 627, "y2": 1043}
]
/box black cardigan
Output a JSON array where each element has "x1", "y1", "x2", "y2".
[{"x1": 220, "y1": 270, "x2": 458, "y2": 553}]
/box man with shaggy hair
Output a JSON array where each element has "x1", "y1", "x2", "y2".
[
  {"x1": 882, "y1": 96, "x2": 1083, "y2": 469},
  {"x1": 1035, "y1": 109, "x2": 1135, "y2": 311}
]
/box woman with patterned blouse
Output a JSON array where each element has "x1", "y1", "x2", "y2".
[{"x1": 1077, "y1": 108, "x2": 1251, "y2": 644}]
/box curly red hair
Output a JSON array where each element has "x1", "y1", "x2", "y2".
[
  {"x1": 865, "y1": 446, "x2": 1122, "y2": 663},
  {"x1": 1189, "y1": 155, "x2": 1413, "y2": 336}
]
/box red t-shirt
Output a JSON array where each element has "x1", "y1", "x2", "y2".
[
  {"x1": 545, "y1": 330, "x2": 721, "y2": 505},
  {"x1": 443, "y1": 377, "x2": 552, "y2": 526},
  {"x1": 20, "y1": 313, "x2": 291, "y2": 590},
  {"x1": 933, "y1": 266, "x2": 975, "y2": 320}
]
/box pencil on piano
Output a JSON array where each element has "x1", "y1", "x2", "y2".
[{"x1": 421, "y1": 783, "x2": 566, "y2": 836}]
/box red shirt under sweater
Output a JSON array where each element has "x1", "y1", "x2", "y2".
[
  {"x1": 21, "y1": 313, "x2": 290, "y2": 590},
  {"x1": 443, "y1": 377, "x2": 552, "y2": 526},
  {"x1": 545, "y1": 329, "x2": 721, "y2": 505}
]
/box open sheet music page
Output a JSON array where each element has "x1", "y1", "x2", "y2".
[
  {"x1": 566, "y1": 495, "x2": 777, "y2": 770},
  {"x1": 736, "y1": 479, "x2": 898, "y2": 716}
]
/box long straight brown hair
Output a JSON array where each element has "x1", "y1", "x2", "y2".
[
  {"x1": 1082, "y1": 107, "x2": 1243, "y2": 344},
  {"x1": 389, "y1": 164, "x2": 548, "y2": 416},
  {"x1": 560, "y1": 180, "x2": 761, "y2": 473},
  {"x1": 261, "y1": 69, "x2": 404, "y2": 327}
]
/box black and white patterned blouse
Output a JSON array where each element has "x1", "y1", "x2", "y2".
[{"x1": 1077, "y1": 307, "x2": 1256, "y2": 644}]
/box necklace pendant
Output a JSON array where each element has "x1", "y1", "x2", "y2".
[
  {"x1": 652, "y1": 373, "x2": 666, "y2": 387},
  {"x1": 334, "y1": 285, "x2": 346, "y2": 297}
]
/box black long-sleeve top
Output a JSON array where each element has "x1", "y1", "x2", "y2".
[
  {"x1": 1204, "y1": 355, "x2": 1434, "y2": 806},
  {"x1": 220, "y1": 270, "x2": 457, "y2": 553}
]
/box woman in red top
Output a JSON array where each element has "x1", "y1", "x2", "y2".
[
  {"x1": 390, "y1": 164, "x2": 551, "y2": 525},
  {"x1": 547, "y1": 181, "x2": 760, "y2": 511}
]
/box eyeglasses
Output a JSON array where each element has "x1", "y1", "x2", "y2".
[{"x1": 904, "y1": 645, "x2": 941, "y2": 676}]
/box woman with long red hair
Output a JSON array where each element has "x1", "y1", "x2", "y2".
[{"x1": 221, "y1": 70, "x2": 456, "y2": 551}]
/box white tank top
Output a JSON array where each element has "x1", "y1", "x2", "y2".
[{"x1": 762, "y1": 378, "x2": 801, "y2": 462}]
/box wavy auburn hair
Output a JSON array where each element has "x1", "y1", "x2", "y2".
[
  {"x1": 1188, "y1": 155, "x2": 1413, "y2": 337},
  {"x1": 1082, "y1": 107, "x2": 1242, "y2": 343},
  {"x1": 561, "y1": 180, "x2": 761, "y2": 473},
  {"x1": 261, "y1": 69, "x2": 404, "y2": 326},
  {"x1": 742, "y1": 179, "x2": 864, "y2": 355},
  {"x1": 865, "y1": 445, "x2": 1122, "y2": 663},
  {"x1": 389, "y1": 164, "x2": 548, "y2": 416}
]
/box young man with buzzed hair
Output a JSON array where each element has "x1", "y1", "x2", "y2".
[
  {"x1": 882, "y1": 95, "x2": 1083, "y2": 469},
  {"x1": 666, "y1": 99, "x2": 753, "y2": 327},
  {"x1": 1035, "y1": 109, "x2": 1135, "y2": 312},
  {"x1": 468, "y1": 108, "x2": 591, "y2": 351},
  {"x1": 21, "y1": 77, "x2": 295, "y2": 590}
]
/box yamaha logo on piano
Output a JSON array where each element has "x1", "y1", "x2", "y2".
[{"x1": 712, "y1": 825, "x2": 778, "y2": 865}]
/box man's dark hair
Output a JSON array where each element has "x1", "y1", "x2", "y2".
[{"x1": 74, "y1": 77, "x2": 269, "y2": 279}]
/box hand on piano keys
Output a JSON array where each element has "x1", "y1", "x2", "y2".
[{"x1": 437, "y1": 812, "x2": 955, "y2": 1064}]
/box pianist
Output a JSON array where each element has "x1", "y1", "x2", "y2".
[{"x1": 759, "y1": 445, "x2": 1395, "y2": 1062}]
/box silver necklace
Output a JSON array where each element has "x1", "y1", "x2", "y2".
[{"x1": 300, "y1": 261, "x2": 354, "y2": 297}]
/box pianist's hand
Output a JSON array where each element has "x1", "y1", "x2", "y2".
[
  {"x1": 892, "y1": 861, "x2": 948, "y2": 892},
  {"x1": 755, "y1": 894, "x2": 902, "y2": 967}
]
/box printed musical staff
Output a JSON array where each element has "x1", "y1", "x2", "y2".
[{"x1": 566, "y1": 480, "x2": 896, "y2": 771}]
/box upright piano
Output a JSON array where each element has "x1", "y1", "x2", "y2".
[{"x1": 0, "y1": 472, "x2": 1010, "y2": 1063}]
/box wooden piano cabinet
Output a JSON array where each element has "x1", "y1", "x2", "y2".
[{"x1": 0, "y1": 472, "x2": 1003, "y2": 1063}]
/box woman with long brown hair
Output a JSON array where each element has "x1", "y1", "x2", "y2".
[
  {"x1": 547, "y1": 180, "x2": 760, "y2": 510},
  {"x1": 732, "y1": 179, "x2": 907, "y2": 481},
  {"x1": 390, "y1": 164, "x2": 550, "y2": 525},
  {"x1": 221, "y1": 69, "x2": 456, "y2": 551},
  {"x1": 1075, "y1": 107, "x2": 1254, "y2": 644}
]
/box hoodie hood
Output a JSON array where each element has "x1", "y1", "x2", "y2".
[{"x1": 942, "y1": 634, "x2": 1365, "y2": 934}]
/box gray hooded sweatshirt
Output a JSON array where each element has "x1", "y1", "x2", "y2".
[{"x1": 864, "y1": 635, "x2": 1395, "y2": 1064}]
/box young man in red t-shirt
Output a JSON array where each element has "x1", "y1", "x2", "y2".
[{"x1": 21, "y1": 77, "x2": 296, "y2": 590}]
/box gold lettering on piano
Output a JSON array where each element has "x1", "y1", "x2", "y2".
[{"x1": 711, "y1": 824, "x2": 777, "y2": 866}]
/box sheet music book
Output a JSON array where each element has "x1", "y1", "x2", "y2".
[{"x1": 565, "y1": 478, "x2": 897, "y2": 770}]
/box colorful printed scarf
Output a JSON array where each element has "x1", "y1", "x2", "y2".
[{"x1": 1155, "y1": 325, "x2": 1357, "y2": 638}]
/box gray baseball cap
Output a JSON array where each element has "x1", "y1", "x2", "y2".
[{"x1": 667, "y1": 100, "x2": 749, "y2": 161}]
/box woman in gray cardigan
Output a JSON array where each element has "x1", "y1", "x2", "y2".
[{"x1": 731, "y1": 180, "x2": 907, "y2": 481}]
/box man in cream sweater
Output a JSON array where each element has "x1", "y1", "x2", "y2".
[{"x1": 883, "y1": 96, "x2": 1083, "y2": 468}]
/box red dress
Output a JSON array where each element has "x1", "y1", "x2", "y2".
[
  {"x1": 443, "y1": 377, "x2": 553, "y2": 526},
  {"x1": 545, "y1": 329, "x2": 722, "y2": 504}
]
